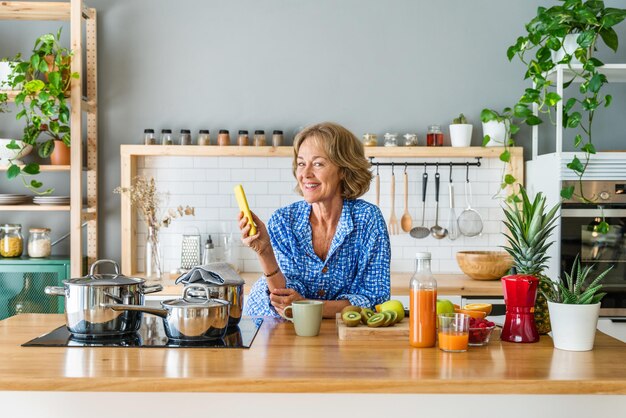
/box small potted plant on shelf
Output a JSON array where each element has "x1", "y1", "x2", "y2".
[
  {"x1": 501, "y1": 186, "x2": 560, "y2": 340},
  {"x1": 0, "y1": 28, "x2": 78, "y2": 194},
  {"x1": 540, "y1": 256, "x2": 612, "y2": 351},
  {"x1": 449, "y1": 113, "x2": 472, "y2": 147}
]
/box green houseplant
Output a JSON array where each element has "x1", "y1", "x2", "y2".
[
  {"x1": 501, "y1": 186, "x2": 560, "y2": 336},
  {"x1": 540, "y1": 255, "x2": 613, "y2": 351},
  {"x1": 483, "y1": 1, "x2": 626, "y2": 211},
  {"x1": 0, "y1": 28, "x2": 78, "y2": 194}
]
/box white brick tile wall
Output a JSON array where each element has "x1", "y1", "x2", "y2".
[{"x1": 136, "y1": 155, "x2": 509, "y2": 275}]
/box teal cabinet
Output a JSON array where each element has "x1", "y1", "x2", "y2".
[{"x1": 0, "y1": 257, "x2": 70, "y2": 320}]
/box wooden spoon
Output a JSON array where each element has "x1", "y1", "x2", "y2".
[{"x1": 400, "y1": 171, "x2": 412, "y2": 232}]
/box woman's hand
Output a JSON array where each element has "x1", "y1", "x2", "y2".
[
  {"x1": 270, "y1": 288, "x2": 304, "y2": 315},
  {"x1": 238, "y1": 211, "x2": 271, "y2": 256}
]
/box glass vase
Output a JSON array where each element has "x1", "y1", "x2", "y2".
[{"x1": 145, "y1": 226, "x2": 163, "y2": 280}]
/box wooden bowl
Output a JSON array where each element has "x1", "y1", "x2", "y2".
[{"x1": 456, "y1": 251, "x2": 514, "y2": 281}]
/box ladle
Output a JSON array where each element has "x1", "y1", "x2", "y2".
[
  {"x1": 430, "y1": 169, "x2": 448, "y2": 239},
  {"x1": 400, "y1": 165, "x2": 413, "y2": 232},
  {"x1": 410, "y1": 168, "x2": 430, "y2": 239}
]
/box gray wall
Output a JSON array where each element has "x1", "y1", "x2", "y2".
[{"x1": 1, "y1": 0, "x2": 625, "y2": 264}]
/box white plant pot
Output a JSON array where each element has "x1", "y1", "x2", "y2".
[
  {"x1": 449, "y1": 124, "x2": 472, "y2": 147},
  {"x1": 481, "y1": 120, "x2": 508, "y2": 147},
  {"x1": 548, "y1": 301, "x2": 600, "y2": 351},
  {"x1": 552, "y1": 34, "x2": 582, "y2": 64}
]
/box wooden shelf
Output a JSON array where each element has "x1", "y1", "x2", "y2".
[
  {"x1": 0, "y1": 165, "x2": 70, "y2": 172},
  {"x1": 121, "y1": 144, "x2": 521, "y2": 159},
  {"x1": 0, "y1": 1, "x2": 93, "y2": 21},
  {"x1": 0, "y1": 204, "x2": 69, "y2": 211}
]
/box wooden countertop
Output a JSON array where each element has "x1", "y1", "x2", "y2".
[
  {"x1": 154, "y1": 272, "x2": 503, "y2": 297},
  {"x1": 1, "y1": 314, "x2": 624, "y2": 394}
]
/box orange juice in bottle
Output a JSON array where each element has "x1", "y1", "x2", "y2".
[{"x1": 409, "y1": 252, "x2": 437, "y2": 347}]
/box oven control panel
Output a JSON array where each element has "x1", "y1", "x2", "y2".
[{"x1": 562, "y1": 180, "x2": 626, "y2": 205}]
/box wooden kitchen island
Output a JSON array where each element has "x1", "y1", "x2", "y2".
[{"x1": 0, "y1": 314, "x2": 624, "y2": 418}]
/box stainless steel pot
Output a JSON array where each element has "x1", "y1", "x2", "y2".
[
  {"x1": 185, "y1": 280, "x2": 244, "y2": 326},
  {"x1": 104, "y1": 285, "x2": 230, "y2": 341},
  {"x1": 45, "y1": 259, "x2": 162, "y2": 338}
]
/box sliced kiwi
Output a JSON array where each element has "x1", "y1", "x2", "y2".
[
  {"x1": 342, "y1": 311, "x2": 362, "y2": 327},
  {"x1": 367, "y1": 312, "x2": 386, "y2": 328},
  {"x1": 381, "y1": 311, "x2": 395, "y2": 327},
  {"x1": 360, "y1": 308, "x2": 375, "y2": 324},
  {"x1": 341, "y1": 305, "x2": 361, "y2": 316},
  {"x1": 386, "y1": 310, "x2": 398, "y2": 325}
]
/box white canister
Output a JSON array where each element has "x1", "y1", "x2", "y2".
[
  {"x1": 449, "y1": 124, "x2": 473, "y2": 147},
  {"x1": 548, "y1": 301, "x2": 601, "y2": 351},
  {"x1": 481, "y1": 120, "x2": 508, "y2": 147}
]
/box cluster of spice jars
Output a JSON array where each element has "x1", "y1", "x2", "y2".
[
  {"x1": 361, "y1": 125, "x2": 445, "y2": 147},
  {"x1": 0, "y1": 225, "x2": 51, "y2": 258},
  {"x1": 143, "y1": 129, "x2": 285, "y2": 146}
]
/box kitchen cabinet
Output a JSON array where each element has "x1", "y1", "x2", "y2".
[
  {"x1": 0, "y1": 257, "x2": 69, "y2": 319},
  {"x1": 120, "y1": 145, "x2": 523, "y2": 277},
  {"x1": 0, "y1": 0, "x2": 99, "y2": 277}
]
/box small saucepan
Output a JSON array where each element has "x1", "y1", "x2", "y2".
[{"x1": 103, "y1": 285, "x2": 230, "y2": 341}]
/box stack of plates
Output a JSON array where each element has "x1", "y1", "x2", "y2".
[
  {"x1": 33, "y1": 195, "x2": 70, "y2": 206},
  {"x1": 0, "y1": 194, "x2": 31, "y2": 205}
]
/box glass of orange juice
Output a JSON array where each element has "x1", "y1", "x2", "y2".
[{"x1": 438, "y1": 313, "x2": 470, "y2": 352}]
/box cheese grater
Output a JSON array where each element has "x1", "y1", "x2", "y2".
[{"x1": 180, "y1": 233, "x2": 201, "y2": 270}]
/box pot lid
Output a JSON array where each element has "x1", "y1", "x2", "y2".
[
  {"x1": 66, "y1": 259, "x2": 146, "y2": 286},
  {"x1": 162, "y1": 297, "x2": 229, "y2": 309}
]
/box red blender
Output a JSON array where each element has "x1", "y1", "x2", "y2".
[{"x1": 501, "y1": 274, "x2": 540, "y2": 343}]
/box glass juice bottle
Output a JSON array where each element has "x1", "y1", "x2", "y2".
[{"x1": 409, "y1": 252, "x2": 437, "y2": 347}]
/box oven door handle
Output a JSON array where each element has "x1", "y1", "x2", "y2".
[{"x1": 561, "y1": 208, "x2": 626, "y2": 218}]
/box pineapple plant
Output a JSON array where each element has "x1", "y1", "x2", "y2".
[{"x1": 501, "y1": 187, "x2": 560, "y2": 334}]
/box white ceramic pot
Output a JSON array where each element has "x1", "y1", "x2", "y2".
[
  {"x1": 481, "y1": 120, "x2": 508, "y2": 147},
  {"x1": 0, "y1": 139, "x2": 33, "y2": 166},
  {"x1": 548, "y1": 301, "x2": 600, "y2": 351},
  {"x1": 449, "y1": 124, "x2": 472, "y2": 147},
  {"x1": 552, "y1": 34, "x2": 582, "y2": 64}
]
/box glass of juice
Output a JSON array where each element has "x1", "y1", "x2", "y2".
[{"x1": 438, "y1": 313, "x2": 470, "y2": 352}]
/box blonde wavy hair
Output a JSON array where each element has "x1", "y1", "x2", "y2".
[{"x1": 292, "y1": 122, "x2": 372, "y2": 199}]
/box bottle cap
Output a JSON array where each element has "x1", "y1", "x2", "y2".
[
  {"x1": 180, "y1": 129, "x2": 191, "y2": 134},
  {"x1": 273, "y1": 130, "x2": 283, "y2": 135},
  {"x1": 144, "y1": 129, "x2": 154, "y2": 134},
  {"x1": 239, "y1": 130, "x2": 249, "y2": 135},
  {"x1": 199, "y1": 129, "x2": 210, "y2": 134},
  {"x1": 161, "y1": 129, "x2": 172, "y2": 134},
  {"x1": 219, "y1": 129, "x2": 229, "y2": 134},
  {"x1": 254, "y1": 130, "x2": 265, "y2": 135},
  {"x1": 415, "y1": 252, "x2": 431, "y2": 259}
]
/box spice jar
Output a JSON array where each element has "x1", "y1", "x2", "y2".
[
  {"x1": 160, "y1": 129, "x2": 173, "y2": 145},
  {"x1": 254, "y1": 130, "x2": 266, "y2": 146},
  {"x1": 403, "y1": 133, "x2": 419, "y2": 146},
  {"x1": 272, "y1": 130, "x2": 284, "y2": 147},
  {"x1": 27, "y1": 228, "x2": 51, "y2": 258},
  {"x1": 0, "y1": 224, "x2": 23, "y2": 258},
  {"x1": 179, "y1": 129, "x2": 192, "y2": 145},
  {"x1": 198, "y1": 130, "x2": 211, "y2": 146},
  {"x1": 218, "y1": 129, "x2": 231, "y2": 146},
  {"x1": 237, "y1": 130, "x2": 250, "y2": 146},
  {"x1": 427, "y1": 125, "x2": 444, "y2": 146},
  {"x1": 143, "y1": 129, "x2": 156, "y2": 145},
  {"x1": 384, "y1": 133, "x2": 398, "y2": 147},
  {"x1": 362, "y1": 134, "x2": 378, "y2": 147}
]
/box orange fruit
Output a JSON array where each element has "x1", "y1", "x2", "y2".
[
  {"x1": 454, "y1": 308, "x2": 487, "y2": 320},
  {"x1": 462, "y1": 303, "x2": 493, "y2": 316},
  {"x1": 374, "y1": 304, "x2": 383, "y2": 313}
]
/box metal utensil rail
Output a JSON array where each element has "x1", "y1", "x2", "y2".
[{"x1": 368, "y1": 157, "x2": 482, "y2": 170}]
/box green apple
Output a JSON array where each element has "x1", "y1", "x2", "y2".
[
  {"x1": 380, "y1": 300, "x2": 405, "y2": 322},
  {"x1": 436, "y1": 299, "x2": 455, "y2": 315}
]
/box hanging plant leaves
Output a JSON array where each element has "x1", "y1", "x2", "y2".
[
  {"x1": 566, "y1": 156, "x2": 585, "y2": 174},
  {"x1": 22, "y1": 163, "x2": 40, "y2": 175},
  {"x1": 561, "y1": 185, "x2": 575, "y2": 199},
  {"x1": 7, "y1": 164, "x2": 20, "y2": 179},
  {"x1": 38, "y1": 139, "x2": 55, "y2": 158}
]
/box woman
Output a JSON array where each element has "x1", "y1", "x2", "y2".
[{"x1": 239, "y1": 122, "x2": 390, "y2": 318}]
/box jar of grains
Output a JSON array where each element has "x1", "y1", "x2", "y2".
[
  {"x1": 253, "y1": 130, "x2": 266, "y2": 146},
  {"x1": 0, "y1": 224, "x2": 23, "y2": 258},
  {"x1": 27, "y1": 228, "x2": 51, "y2": 258}
]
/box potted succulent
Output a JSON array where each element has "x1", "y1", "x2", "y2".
[
  {"x1": 540, "y1": 256, "x2": 612, "y2": 351},
  {"x1": 0, "y1": 28, "x2": 77, "y2": 193},
  {"x1": 501, "y1": 187, "x2": 560, "y2": 340},
  {"x1": 449, "y1": 113, "x2": 473, "y2": 147}
]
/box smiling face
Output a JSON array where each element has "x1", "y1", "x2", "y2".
[{"x1": 296, "y1": 137, "x2": 343, "y2": 205}]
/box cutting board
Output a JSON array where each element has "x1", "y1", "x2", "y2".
[{"x1": 336, "y1": 313, "x2": 409, "y2": 341}]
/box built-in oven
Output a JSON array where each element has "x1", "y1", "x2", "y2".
[{"x1": 561, "y1": 181, "x2": 626, "y2": 317}]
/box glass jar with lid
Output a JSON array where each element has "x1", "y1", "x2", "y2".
[
  {"x1": 197, "y1": 129, "x2": 211, "y2": 146},
  {"x1": 143, "y1": 129, "x2": 156, "y2": 145},
  {"x1": 237, "y1": 130, "x2": 250, "y2": 146},
  {"x1": 272, "y1": 130, "x2": 284, "y2": 147},
  {"x1": 403, "y1": 133, "x2": 419, "y2": 146},
  {"x1": 427, "y1": 125, "x2": 443, "y2": 146},
  {"x1": 160, "y1": 129, "x2": 173, "y2": 145},
  {"x1": 0, "y1": 224, "x2": 23, "y2": 258},
  {"x1": 27, "y1": 228, "x2": 51, "y2": 258},
  {"x1": 362, "y1": 133, "x2": 378, "y2": 147},
  {"x1": 384, "y1": 133, "x2": 398, "y2": 147},
  {"x1": 179, "y1": 129, "x2": 192, "y2": 145},
  {"x1": 218, "y1": 129, "x2": 231, "y2": 146},
  {"x1": 254, "y1": 130, "x2": 267, "y2": 146}
]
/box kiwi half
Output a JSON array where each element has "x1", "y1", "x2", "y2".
[
  {"x1": 360, "y1": 308, "x2": 375, "y2": 324},
  {"x1": 341, "y1": 305, "x2": 361, "y2": 316},
  {"x1": 367, "y1": 313, "x2": 386, "y2": 328},
  {"x1": 342, "y1": 311, "x2": 362, "y2": 327}
]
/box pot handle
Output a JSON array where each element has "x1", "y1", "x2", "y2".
[
  {"x1": 183, "y1": 284, "x2": 210, "y2": 301},
  {"x1": 44, "y1": 286, "x2": 65, "y2": 297},
  {"x1": 101, "y1": 303, "x2": 168, "y2": 319},
  {"x1": 89, "y1": 259, "x2": 120, "y2": 277},
  {"x1": 142, "y1": 284, "x2": 163, "y2": 295}
]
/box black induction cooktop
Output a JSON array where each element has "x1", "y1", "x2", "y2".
[{"x1": 22, "y1": 316, "x2": 263, "y2": 348}]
